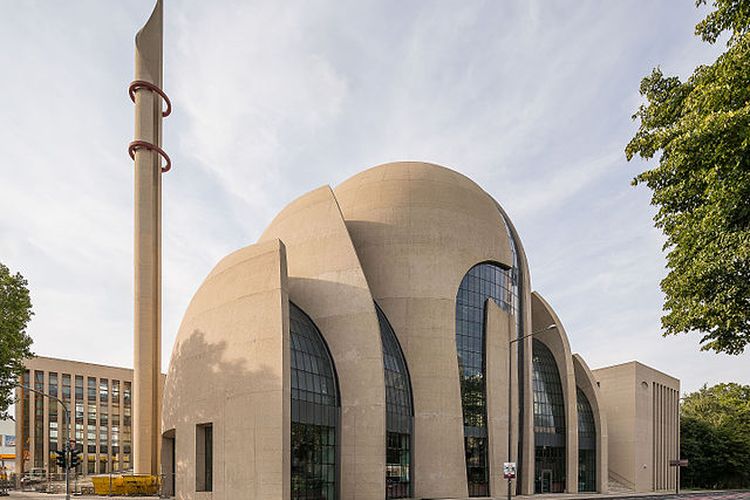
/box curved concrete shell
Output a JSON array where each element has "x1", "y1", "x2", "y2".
[
  {"x1": 163, "y1": 239, "x2": 290, "y2": 499},
  {"x1": 531, "y1": 292, "x2": 578, "y2": 493},
  {"x1": 334, "y1": 162, "x2": 514, "y2": 498},
  {"x1": 259, "y1": 185, "x2": 386, "y2": 500},
  {"x1": 573, "y1": 354, "x2": 609, "y2": 493}
]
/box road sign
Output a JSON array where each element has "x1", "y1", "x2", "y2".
[
  {"x1": 669, "y1": 459, "x2": 689, "y2": 467},
  {"x1": 503, "y1": 462, "x2": 517, "y2": 479}
]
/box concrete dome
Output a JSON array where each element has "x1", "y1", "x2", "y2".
[{"x1": 334, "y1": 161, "x2": 515, "y2": 298}]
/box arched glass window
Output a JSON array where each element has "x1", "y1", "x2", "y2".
[
  {"x1": 456, "y1": 263, "x2": 515, "y2": 496},
  {"x1": 375, "y1": 302, "x2": 414, "y2": 499},
  {"x1": 290, "y1": 302, "x2": 339, "y2": 500},
  {"x1": 577, "y1": 387, "x2": 596, "y2": 492},
  {"x1": 532, "y1": 339, "x2": 566, "y2": 494}
]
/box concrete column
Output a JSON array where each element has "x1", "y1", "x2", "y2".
[
  {"x1": 485, "y1": 300, "x2": 515, "y2": 496},
  {"x1": 133, "y1": 0, "x2": 164, "y2": 476}
]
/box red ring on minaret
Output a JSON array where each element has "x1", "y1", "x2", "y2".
[
  {"x1": 128, "y1": 140, "x2": 172, "y2": 173},
  {"x1": 129, "y1": 80, "x2": 172, "y2": 117}
]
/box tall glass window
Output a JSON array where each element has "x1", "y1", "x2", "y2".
[
  {"x1": 532, "y1": 340, "x2": 566, "y2": 493},
  {"x1": 112, "y1": 380, "x2": 120, "y2": 471},
  {"x1": 22, "y1": 370, "x2": 30, "y2": 471},
  {"x1": 456, "y1": 263, "x2": 515, "y2": 496},
  {"x1": 290, "y1": 302, "x2": 339, "y2": 500},
  {"x1": 33, "y1": 371, "x2": 44, "y2": 468},
  {"x1": 49, "y1": 372, "x2": 59, "y2": 473},
  {"x1": 62, "y1": 374, "x2": 71, "y2": 403},
  {"x1": 75, "y1": 375, "x2": 84, "y2": 471},
  {"x1": 123, "y1": 381, "x2": 132, "y2": 470},
  {"x1": 577, "y1": 388, "x2": 596, "y2": 492},
  {"x1": 87, "y1": 378, "x2": 97, "y2": 455},
  {"x1": 376, "y1": 302, "x2": 413, "y2": 499}
]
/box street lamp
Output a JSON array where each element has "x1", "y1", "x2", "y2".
[
  {"x1": 506, "y1": 323, "x2": 557, "y2": 500},
  {"x1": 17, "y1": 383, "x2": 72, "y2": 500}
]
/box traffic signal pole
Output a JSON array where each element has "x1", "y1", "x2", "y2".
[{"x1": 18, "y1": 383, "x2": 71, "y2": 500}]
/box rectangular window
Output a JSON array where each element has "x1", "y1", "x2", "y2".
[
  {"x1": 112, "y1": 380, "x2": 120, "y2": 406},
  {"x1": 88, "y1": 377, "x2": 97, "y2": 402},
  {"x1": 62, "y1": 373, "x2": 71, "y2": 402},
  {"x1": 49, "y1": 372, "x2": 59, "y2": 457},
  {"x1": 195, "y1": 423, "x2": 213, "y2": 492},
  {"x1": 100, "y1": 378, "x2": 109, "y2": 405}
]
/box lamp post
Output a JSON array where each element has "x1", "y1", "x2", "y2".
[
  {"x1": 506, "y1": 323, "x2": 557, "y2": 500},
  {"x1": 17, "y1": 383, "x2": 71, "y2": 500}
]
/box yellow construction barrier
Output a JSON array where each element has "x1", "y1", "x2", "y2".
[{"x1": 91, "y1": 474, "x2": 159, "y2": 496}]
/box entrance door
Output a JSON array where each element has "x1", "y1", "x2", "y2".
[
  {"x1": 541, "y1": 469, "x2": 552, "y2": 493},
  {"x1": 161, "y1": 430, "x2": 176, "y2": 497}
]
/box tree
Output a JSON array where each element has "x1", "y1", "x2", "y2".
[
  {"x1": 0, "y1": 262, "x2": 34, "y2": 420},
  {"x1": 680, "y1": 383, "x2": 750, "y2": 489},
  {"x1": 625, "y1": 0, "x2": 750, "y2": 355}
]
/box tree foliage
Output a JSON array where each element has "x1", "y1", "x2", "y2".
[
  {"x1": 680, "y1": 383, "x2": 750, "y2": 489},
  {"x1": 0, "y1": 262, "x2": 34, "y2": 420},
  {"x1": 625, "y1": 0, "x2": 750, "y2": 354}
]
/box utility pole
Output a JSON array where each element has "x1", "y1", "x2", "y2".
[
  {"x1": 18, "y1": 384, "x2": 71, "y2": 500},
  {"x1": 506, "y1": 324, "x2": 557, "y2": 500}
]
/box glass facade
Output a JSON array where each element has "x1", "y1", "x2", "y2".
[
  {"x1": 532, "y1": 340, "x2": 566, "y2": 493},
  {"x1": 290, "y1": 302, "x2": 339, "y2": 500},
  {"x1": 577, "y1": 388, "x2": 596, "y2": 492},
  {"x1": 19, "y1": 366, "x2": 133, "y2": 477},
  {"x1": 456, "y1": 262, "x2": 515, "y2": 496},
  {"x1": 375, "y1": 302, "x2": 413, "y2": 499}
]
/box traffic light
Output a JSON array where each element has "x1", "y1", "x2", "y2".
[
  {"x1": 54, "y1": 449, "x2": 67, "y2": 469},
  {"x1": 69, "y1": 450, "x2": 82, "y2": 470}
]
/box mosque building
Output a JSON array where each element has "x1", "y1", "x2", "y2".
[{"x1": 160, "y1": 161, "x2": 680, "y2": 500}]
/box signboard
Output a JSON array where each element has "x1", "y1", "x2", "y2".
[
  {"x1": 3, "y1": 435, "x2": 14, "y2": 448},
  {"x1": 503, "y1": 462, "x2": 517, "y2": 479},
  {"x1": 669, "y1": 459, "x2": 688, "y2": 467}
]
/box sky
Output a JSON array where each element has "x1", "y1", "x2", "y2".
[{"x1": 0, "y1": 0, "x2": 747, "y2": 396}]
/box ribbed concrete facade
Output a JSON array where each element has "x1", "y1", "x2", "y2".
[
  {"x1": 162, "y1": 162, "x2": 679, "y2": 500},
  {"x1": 593, "y1": 362, "x2": 680, "y2": 493}
]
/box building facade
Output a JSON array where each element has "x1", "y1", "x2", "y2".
[
  {"x1": 161, "y1": 162, "x2": 680, "y2": 499},
  {"x1": 593, "y1": 362, "x2": 681, "y2": 493},
  {"x1": 15, "y1": 356, "x2": 136, "y2": 477},
  {"x1": 0, "y1": 419, "x2": 15, "y2": 474}
]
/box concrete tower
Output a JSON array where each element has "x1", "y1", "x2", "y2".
[{"x1": 130, "y1": 0, "x2": 168, "y2": 476}]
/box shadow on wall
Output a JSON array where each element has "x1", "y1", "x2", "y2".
[{"x1": 162, "y1": 328, "x2": 283, "y2": 498}]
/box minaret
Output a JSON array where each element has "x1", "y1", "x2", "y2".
[{"x1": 129, "y1": 0, "x2": 170, "y2": 476}]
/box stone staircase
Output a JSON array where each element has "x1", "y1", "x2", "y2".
[{"x1": 608, "y1": 474, "x2": 635, "y2": 494}]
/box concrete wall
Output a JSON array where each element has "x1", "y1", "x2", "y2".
[
  {"x1": 334, "y1": 162, "x2": 515, "y2": 499},
  {"x1": 162, "y1": 239, "x2": 290, "y2": 500},
  {"x1": 260, "y1": 185, "x2": 386, "y2": 500}
]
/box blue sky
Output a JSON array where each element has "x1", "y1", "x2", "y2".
[{"x1": 0, "y1": 0, "x2": 747, "y2": 394}]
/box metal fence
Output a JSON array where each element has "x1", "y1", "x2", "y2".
[{"x1": 15, "y1": 471, "x2": 175, "y2": 497}]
